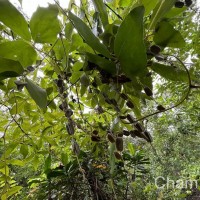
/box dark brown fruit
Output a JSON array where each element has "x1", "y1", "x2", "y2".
[
  {"x1": 57, "y1": 79, "x2": 63, "y2": 88},
  {"x1": 185, "y1": 0, "x2": 192, "y2": 6},
  {"x1": 175, "y1": 1, "x2": 184, "y2": 8},
  {"x1": 117, "y1": 132, "x2": 123, "y2": 137},
  {"x1": 126, "y1": 100, "x2": 134, "y2": 109},
  {"x1": 93, "y1": 130, "x2": 98, "y2": 135},
  {"x1": 59, "y1": 104, "x2": 64, "y2": 111},
  {"x1": 144, "y1": 131, "x2": 153, "y2": 143},
  {"x1": 114, "y1": 151, "x2": 122, "y2": 160},
  {"x1": 144, "y1": 86, "x2": 153, "y2": 97},
  {"x1": 119, "y1": 115, "x2": 127, "y2": 120},
  {"x1": 91, "y1": 135, "x2": 101, "y2": 142},
  {"x1": 115, "y1": 137, "x2": 123, "y2": 152},
  {"x1": 107, "y1": 133, "x2": 115, "y2": 143},
  {"x1": 110, "y1": 99, "x2": 118, "y2": 107},
  {"x1": 105, "y1": 98, "x2": 112, "y2": 105},
  {"x1": 123, "y1": 130, "x2": 130, "y2": 136},
  {"x1": 134, "y1": 123, "x2": 143, "y2": 132},
  {"x1": 120, "y1": 93, "x2": 128, "y2": 100},
  {"x1": 155, "y1": 55, "x2": 165, "y2": 61},
  {"x1": 66, "y1": 120, "x2": 75, "y2": 135},
  {"x1": 127, "y1": 114, "x2": 135, "y2": 123},
  {"x1": 130, "y1": 130, "x2": 141, "y2": 138},
  {"x1": 150, "y1": 45, "x2": 161, "y2": 55},
  {"x1": 157, "y1": 105, "x2": 165, "y2": 111},
  {"x1": 65, "y1": 109, "x2": 73, "y2": 118}
]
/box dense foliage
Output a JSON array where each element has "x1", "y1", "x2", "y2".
[{"x1": 0, "y1": 0, "x2": 200, "y2": 199}]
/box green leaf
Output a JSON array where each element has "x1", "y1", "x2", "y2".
[
  {"x1": 149, "y1": 0, "x2": 176, "y2": 30},
  {"x1": 44, "y1": 155, "x2": 51, "y2": 174},
  {"x1": 151, "y1": 62, "x2": 188, "y2": 82},
  {"x1": 114, "y1": 6, "x2": 147, "y2": 78},
  {"x1": 128, "y1": 143, "x2": 135, "y2": 156},
  {"x1": 30, "y1": 5, "x2": 61, "y2": 43},
  {"x1": 142, "y1": 0, "x2": 158, "y2": 16},
  {"x1": 154, "y1": 21, "x2": 185, "y2": 48},
  {"x1": 0, "y1": 40, "x2": 37, "y2": 67},
  {"x1": 61, "y1": 153, "x2": 68, "y2": 165},
  {"x1": 0, "y1": 58, "x2": 24, "y2": 80},
  {"x1": 92, "y1": 0, "x2": 109, "y2": 27},
  {"x1": 0, "y1": 0, "x2": 31, "y2": 41},
  {"x1": 20, "y1": 144, "x2": 29, "y2": 159},
  {"x1": 68, "y1": 11, "x2": 111, "y2": 58},
  {"x1": 25, "y1": 78, "x2": 47, "y2": 109},
  {"x1": 1, "y1": 186, "x2": 22, "y2": 200},
  {"x1": 86, "y1": 53, "x2": 116, "y2": 74}
]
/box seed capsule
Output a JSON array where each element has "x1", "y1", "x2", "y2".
[
  {"x1": 175, "y1": 1, "x2": 184, "y2": 8},
  {"x1": 66, "y1": 120, "x2": 75, "y2": 135},
  {"x1": 110, "y1": 99, "x2": 118, "y2": 107},
  {"x1": 144, "y1": 86, "x2": 153, "y2": 97},
  {"x1": 123, "y1": 130, "x2": 130, "y2": 136},
  {"x1": 91, "y1": 135, "x2": 101, "y2": 142},
  {"x1": 144, "y1": 131, "x2": 153, "y2": 143},
  {"x1": 185, "y1": 0, "x2": 192, "y2": 6},
  {"x1": 93, "y1": 130, "x2": 98, "y2": 135},
  {"x1": 157, "y1": 105, "x2": 165, "y2": 111},
  {"x1": 107, "y1": 133, "x2": 115, "y2": 143},
  {"x1": 57, "y1": 79, "x2": 63, "y2": 88},
  {"x1": 65, "y1": 109, "x2": 73, "y2": 118},
  {"x1": 114, "y1": 151, "x2": 122, "y2": 160},
  {"x1": 150, "y1": 45, "x2": 161, "y2": 55},
  {"x1": 134, "y1": 123, "x2": 143, "y2": 132},
  {"x1": 119, "y1": 115, "x2": 127, "y2": 120},
  {"x1": 126, "y1": 100, "x2": 134, "y2": 109},
  {"x1": 115, "y1": 137, "x2": 123, "y2": 152},
  {"x1": 120, "y1": 93, "x2": 128, "y2": 100},
  {"x1": 127, "y1": 114, "x2": 135, "y2": 123}
]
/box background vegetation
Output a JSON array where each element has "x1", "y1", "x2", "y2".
[{"x1": 0, "y1": 0, "x2": 200, "y2": 199}]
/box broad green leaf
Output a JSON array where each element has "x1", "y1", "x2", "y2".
[
  {"x1": 44, "y1": 155, "x2": 51, "y2": 174},
  {"x1": 92, "y1": 0, "x2": 109, "y2": 27},
  {"x1": 30, "y1": 5, "x2": 61, "y2": 43},
  {"x1": 154, "y1": 21, "x2": 185, "y2": 48},
  {"x1": 7, "y1": 159, "x2": 25, "y2": 166},
  {"x1": 114, "y1": 6, "x2": 147, "y2": 78},
  {"x1": 80, "y1": 73, "x2": 90, "y2": 87},
  {"x1": 149, "y1": 0, "x2": 176, "y2": 30},
  {"x1": 20, "y1": 144, "x2": 29, "y2": 158},
  {"x1": 61, "y1": 153, "x2": 68, "y2": 165},
  {"x1": 0, "y1": 165, "x2": 9, "y2": 176},
  {"x1": 128, "y1": 143, "x2": 135, "y2": 156},
  {"x1": 0, "y1": 40, "x2": 37, "y2": 67},
  {"x1": 86, "y1": 53, "x2": 116, "y2": 74},
  {"x1": 164, "y1": 7, "x2": 187, "y2": 18},
  {"x1": 0, "y1": 0, "x2": 31, "y2": 41},
  {"x1": 68, "y1": 11, "x2": 111, "y2": 58},
  {"x1": 0, "y1": 58, "x2": 24, "y2": 80},
  {"x1": 142, "y1": 0, "x2": 157, "y2": 16},
  {"x1": 151, "y1": 62, "x2": 188, "y2": 82},
  {"x1": 25, "y1": 78, "x2": 47, "y2": 109},
  {"x1": 1, "y1": 186, "x2": 22, "y2": 200}
]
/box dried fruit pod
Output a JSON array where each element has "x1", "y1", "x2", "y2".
[
  {"x1": 66, "y1": 120, "x2": 75, "y2": 135},
  {"x1": 114, "y1": 151, "x2": 122, "y2": 160},
  {"x1": 127, "y1": 114, "x2": 135, "y2": 123},
  {"x1": 175, "y1": 1, "x2": 184, "y2": 8},
  {"x1": 72, "y1": 140, "x2": 80, "y2": 155},
  {"x1": 134, "y1": 123, "x2": 143, "y2": 132},
  {"x1": 144, "y1": 86, "x2": 153, "y2": 97},
  {"x1": 110, "y1": 99, "x2": 118, "y2": 107},
  {"x1": 115, "y1": 137, "x2": 123, "y2": 152},
  {"x1": 107, "y1": 132, "x2": 115, "y2": 143},
  {"x1": 157, "y1": 105, "x2": 165, "y2": 111},
  {"x1": 117, "y1": 132, "x2": 123, "y2": 137},
  {"x1": 120, "y1": 93, "x2": 128, "y2": 100},
  {"x1": 91, "y1": 135, "x2": 101, "y2": 142},
  {"x1": 105, "y1": 98, "x2": 112, "y2": 105},
  {"x1": 57, "y1": 79, "x2": 63, "y2": 88},
  {"x1": 144, "y1": 131, "x2": 153, "y2": 143},
  {"x1": 119, "y1": 115, "x2": 127, "y2": 120},
  {"x1": 123, "y1": 130, "x2": 130, "y2": 136},
  {"x1": 59, "y1": 104, "x2": 64, "y2": 111},
  {"x1": 93, "y1": 130, "x2": 98, "y2": 135},
  {"x1": 65, "y1": 109, "x2": 73, "y2": 118},
  {"x1": 185, "y1": 0, "x2": 192, "y2": 6},
  {"x1": 130, "y1": 130, "x2": 140, "y2": 138},
  {"x1": 126, "y1": 100, "x2": 134, "y2": 109},
  {"x1": 150, "y1": 45, "x2": 161, "y2": 55},
  {"x1": 14, "y1": 80, "x2": 27, "y2": 91}
]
